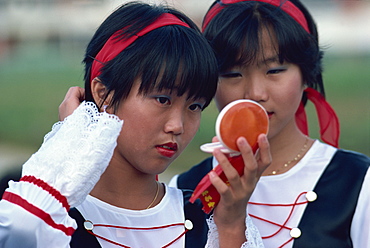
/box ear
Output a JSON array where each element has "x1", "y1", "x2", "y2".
[{"x1": 91, "y1": 78, "x2": 112, "y2": 111}]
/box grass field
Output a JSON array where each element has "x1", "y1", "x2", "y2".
[{"x1": 0, "y1": 43, "x2": 369, "y2": 180}]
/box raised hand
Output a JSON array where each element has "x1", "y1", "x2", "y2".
[
  {"x1": 59, "y1": 86, "x2": 85, "y2": 121},
  {"x1": 210, "y1": 134, "x2": 271, "y2": 247}
]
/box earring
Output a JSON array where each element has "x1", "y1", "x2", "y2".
[{"x1": 103, "y1": 105, "x2": 108, "y2": 113}]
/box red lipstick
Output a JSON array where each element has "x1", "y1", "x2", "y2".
[{"x1": 156, "y1": 142, "x2": 178, "y2": 158}]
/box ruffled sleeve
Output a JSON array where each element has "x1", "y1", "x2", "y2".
[
  {"x1": 0, "y1": 101, "x2": 123, "y2": 247},
  {"x1": 205, "y1": 214, "x2": 264, "y2": 248}
]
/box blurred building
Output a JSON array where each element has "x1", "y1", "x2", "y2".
[{"x1": 0, "y1": 0, "x2": 369, "y2": 60}]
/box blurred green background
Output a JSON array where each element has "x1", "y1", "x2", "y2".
[
  {"x1": 0, "y1": 0, "x2": 369, "y2": 183},
  {"x1": 0, "y1": 43, "x2": 369, "y2": 182}
]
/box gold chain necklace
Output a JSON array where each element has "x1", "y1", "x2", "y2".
[
  {"x1": 269, "y1": 137, "x2": 309, "y2": 175},
  {"x1": 146, "y1": 182, "x2": 160, "y2": 209}
]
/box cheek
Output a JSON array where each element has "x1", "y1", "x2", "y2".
[
  {"x1": 182, "y1": 116, "x2": 201, "y2": 146},
  {"x1": 287, "y1": 73, "x2": 305, "y2": 102},
  {"x1": 189, "y1": 117, "x2": 201, "y2": 136},
  {"x1": 275, "y1": 73, "x2": 305, "y2": 111},
  {"x1": 215, "y1": 85, "x2": 243, "y2": 111},
  {"x1": 115, "y1": 110, "x2": 149, "y2": 147}
]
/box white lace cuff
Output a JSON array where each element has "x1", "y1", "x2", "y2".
[
  {"x1": 21, "y1": 101, "x2": 123, "y2": 207},
  {"x1": 206, "y1": 214, "x2": 264, "y2": 248}
]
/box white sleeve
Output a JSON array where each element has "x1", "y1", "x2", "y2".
[
  {"x1": 0, "y1": 101, "x2": 123, "y2": 247},
  {"x1": 205, "y1": 214, "x2": 265, "y2": 248},
  {"x1": 21, "y1": 101, "x2": 123, "y2": 208},
  {"x1": 0, "y1": 181, "x2": 75, "y2": 248},
  {"x1": 351, "y1": 168, "x2": 370, "y2": 248}
]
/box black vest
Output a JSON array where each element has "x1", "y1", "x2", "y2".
[
  {"x1": 177, "y1": 150, "x2": 370, "y2": 247},
  {"x1": 69, "y1": 190, "x2": 209, "y2": 248}
]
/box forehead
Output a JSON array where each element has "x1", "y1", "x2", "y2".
[{"x1": 256, "y1": 27, "x2": 279, "y2": 62}]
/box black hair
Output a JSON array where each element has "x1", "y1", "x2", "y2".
[
  {"x1": 203, "y1": 0, "x2": 325, "y2": 99},
  {"x1": 83, "y1": 1, "x2": 218, "y2": 112}
]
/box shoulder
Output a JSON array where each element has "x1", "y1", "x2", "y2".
[
  {"x1": 312, "y1": 141, "x2": 369, "y2": 171},
  {"x1": 332, "y1": 149, "x2": 370, "y2": 169},
  {"x1": 319, "y1": 148, "x2": 370, "y2": 187}
]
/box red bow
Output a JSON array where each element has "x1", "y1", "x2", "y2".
[{"x1": 295, "y1": 87, "x2": 340, "y2": 148}]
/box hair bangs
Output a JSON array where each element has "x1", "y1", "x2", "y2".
[
  {"x1": 136, "y1": 26, "x2": 218, "y2": 108},
  {"x1": 205, "y1": 3, "x2": 263, "y2": 72}
]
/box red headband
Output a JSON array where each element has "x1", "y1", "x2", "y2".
[
  {"x1": 295, "y1": 87, "x2": 340, "y2": 148},
  {"x1": 91, "y1": 13, "x2": 190, "y2": 81},
  {"x1": 202, "y1": 0, "x2": 310, "y2": 33}
]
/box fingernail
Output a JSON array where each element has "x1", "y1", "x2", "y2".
[
  {"x1": 262, "y1": 134, "x2": 268, "y2": 143},
  {"x1": 238, "y1": 137, "x2": 247, "y2": 145},
  {"x1": 209, "y1": 171, "x2": 217, "y2": 178}
]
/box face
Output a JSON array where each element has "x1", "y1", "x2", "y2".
[
  {"x1": 110, "y1": 81, "x2": 205, "y2": 175},
  {"x1": 214, "y1": 29, "x2": 305, "y2": 140}
]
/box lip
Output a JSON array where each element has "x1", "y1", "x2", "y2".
[
  {"x1": 267, "y1": 111, "x2": 274, "y2": 119},
  {"x1": 156, "y1": 142, "x2": 178, "y2": 158}
]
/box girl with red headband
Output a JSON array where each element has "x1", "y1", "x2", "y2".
[
  {"x1": 0, "y1": 2, "x2": 271, "y2": 248},
  {"x1": 170, "y1": 0, "x2": 369, "y2": 247}
]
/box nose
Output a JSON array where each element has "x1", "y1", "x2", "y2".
[
  {"x1": 244, "y1": 77, "x2": 268, "y2": 103},
  {"x1": 164, "y1": 109, "x2": 184, "y2": 135}
]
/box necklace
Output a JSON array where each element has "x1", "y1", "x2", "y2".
[
  {"x1": 269, "y1": 137, "x2": 309, "y2": 175},
  {"x1": 146, "y1": 182, "x2": 160, "y2": 209}
]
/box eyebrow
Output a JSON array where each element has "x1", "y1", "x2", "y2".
[{"x1": 259, "y1": 55, "x2": 280, "y2": 65}]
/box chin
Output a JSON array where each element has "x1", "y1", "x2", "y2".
[{"x1": 148, "y1": 161, "x2": 173, "y2": 175}]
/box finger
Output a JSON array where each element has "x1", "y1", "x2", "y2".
[
  {"x1": 236, "y1": 137, "x2": 258, "y2": 177},
  {"x1": 208, "y1": 170, "x2": 229, "y2": 196},
  {"x1": 212, "y1": 136, "x2": 219, "y2": 143},
  {"x1": 75, "y1": 87, "x2": 85, "y2": 102},
  {"x1": 213, "y1": 149, "x2": 241, "y2": 192},
  {"x1": 64, "y1": 86, "x2": 85, "y2": 101},
  {"x1": 59, "y1": 87, "x2": 85, "y2": 121},
  {"x1": 256, "y1": 134, "x2": 272, "y2": 176}
]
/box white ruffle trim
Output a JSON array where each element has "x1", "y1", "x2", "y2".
[
  {"x1": 22, "y1": 101, "x2": 123, "y2": 207},
  {"x1": 206, "y1": 214, "x2": 264, "y2": 248}
]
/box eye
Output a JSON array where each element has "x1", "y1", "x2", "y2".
[
  {"x1": 155, "y1": 96, "x2": 171, "y2": 105},
  {"x1": 189, "y1": 103, "x2": 204, "y2": 112},
  {"x1": 267, "y1": 67, "x2": 286, "y2": 75},
  {"x1": 220, "y1": 72, "x2": 242, "y2": 78}
]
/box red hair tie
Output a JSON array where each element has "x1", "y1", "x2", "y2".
[
  {"x1": 295, "y1": 87, "x2": 340, "y2": 148},
  {"x1": 91, "y1": 13, "x2": 190, "y2": 80},
  {"x1": 202, "y1": 0, "x2": 310, "y2": 33}
]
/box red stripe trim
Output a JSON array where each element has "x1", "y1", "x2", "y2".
[
  {"x1": 20, "y1": 175, "x2": 70, "y2": 211},
  {"x1": 2, "y1": 191, "x2": 75, "y2": 236}
]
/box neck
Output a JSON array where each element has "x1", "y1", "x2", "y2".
[
  {"x1": 90, "y1": 159, "x2": 163, "y2": 210},
  {"x1": 263, "y1": 123, "x2": 313, "y2": 176}
]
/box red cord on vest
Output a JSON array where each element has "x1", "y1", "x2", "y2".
[
  {"x1": 85, "y1": 221, "x2": 190, "y2": 248},
  {"x1": 249, "y1": 192, "x2": 309, "y2": 247}
]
